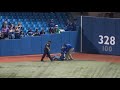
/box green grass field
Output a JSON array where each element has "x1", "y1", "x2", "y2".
[{"x1": 0, "y1": 60, "x2": 120, "y2": 78}]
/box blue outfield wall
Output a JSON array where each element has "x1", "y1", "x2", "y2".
[
  {"x1": 82, "y1": 16, "x2": 120, "y2": 55},
  {"x1": 0, "y1": 31, "x2": 80, "y2": 56}
]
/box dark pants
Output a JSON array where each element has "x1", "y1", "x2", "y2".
[
  {"x1": 3, "y1": 32, "x2": 8, "y2": 38},
  {"x1": 15, "y1": 33, "x2": 20, "y2": 39},
  {"x1": 41, "y1": 50, "x2": 53, "y2": 61}
]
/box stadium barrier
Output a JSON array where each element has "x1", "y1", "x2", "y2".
[
  {"x1": 0, "y1": 31, "x2": 80, "y2": 56},
  {"x1": 81, "y1": 16, "x2": 120, "y2": 55}
]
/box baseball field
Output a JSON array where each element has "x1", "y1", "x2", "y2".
[{"x1": 0, "y1": 53, "x2": 120, "y2": 78}]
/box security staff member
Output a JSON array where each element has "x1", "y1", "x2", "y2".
[{"x1": 41, "y1": 41, "x2": 53, "y2": 61}]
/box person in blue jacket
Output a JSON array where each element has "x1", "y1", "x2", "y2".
[{"x1": 64, "y1": 43, "x2": 74, "y2": 60}]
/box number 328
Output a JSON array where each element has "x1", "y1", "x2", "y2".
[{"x1": 98, "y1": 35, "x2": 115, "y2": 45}]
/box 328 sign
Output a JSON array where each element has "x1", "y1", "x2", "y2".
[{"x1": 98, "y1": 35, "x2": 116, "y2": 52}]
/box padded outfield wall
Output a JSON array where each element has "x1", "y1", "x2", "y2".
[
  {"x1": 0, "y1": 31, "x2": 80, "y2": 56},
  {"x1": 81, "y1": 16, "x2": 120, "y2": 55}
]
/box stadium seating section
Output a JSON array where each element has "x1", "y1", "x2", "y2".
[{"x1": 0, "y1": 12, "x2": 73, "y2": 32}]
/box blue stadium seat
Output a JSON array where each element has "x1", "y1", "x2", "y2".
[
  {"x1": 0, "y1": 12, "x2": 72, "y2": 33},
  {"x1": 2, "y1": 19, "x2": 5, "y2": 22},
  {"x1": 38, "y1": 24, "x2": 42, "y2": 28},
  {"x1": 14, "y1": 22, "x2": 18, "y2": 25},
  {"x1": 7, "y1": 19, "x2": 11, "y2": 22},
  {"x1": 0, "y1": 16, "x2": 5, "y2": 19},
  {"x1": 12, "y1": 12, "x2": 16, "y2": 15}
]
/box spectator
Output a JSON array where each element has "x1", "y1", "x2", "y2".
[
  {"x1": 66, "y1": 19, "x2": 71, "y2": 26},
  {"x1": 65, "y1": 19, "x2": 70, "y2": 31},
  {"x1": 20, "y1": 30, "x2": 25, "y2": 38},
  {"x1": 1, "y1": 20, "x2": 8, "y2": 29},
  {"x1": 54, "y1": 25, "x2": 60, "y2": 34},
  {"x1": 17, "y1": 22, "x2": 23, "y2": 31},
  {"x1": 1, "y1": 25, "x2": 9, "y2": 39},
  {"x1": 26, "y1": 28, "x2": 34, "y2": 36},
  {"x1": 66, "y1": 21, "x2": 75, "y2": 31},
  {"x1": 9, "y1": 23, "x2": 14, "y2": 29},
  {"x1": 0, "y1": 31, "x2": 4, "y2": 39},
  {"x1": 0, "y1": 31, "x2": 2, "y2": 39},
  {"x1": 34, "y1": 29, "x2": 40, "y2": 36},
  {"x1": 72, "y1": 19, "x2": 77, "y2": 31},
  {"x1": 15, "y1": 26, "x2": 21, "y2": 39},
  {"x1": 65, "y1": 19, "x2": 76, "y2": 31},
  {"x1": 8, "y1": 22, "x2": 12, "y2": 29},
  {"x1": 49, "y1": 27, "x2": 55, "y2": 34},
  {"x1": 8, "y1": 24, "x2": 15, "y2": 39},
  {"x1": 48, "y1": 19, "x2": 55, "y2": 28},
  {"x1": 40, "y1": 28, "x2": 45, "y2": 35}
]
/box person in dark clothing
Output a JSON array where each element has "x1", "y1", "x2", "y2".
[
  {"x1": 40, "y1": 29, "x2": 45, "y2": 35},
  {"x1": 26, "y1": 28, "x2": 34, "y2": 36},
  {"x1": 15, "y1": 26, "x2": 21, "y2": 39},
  {"x1": 49, "y1": 27, "x2": 55, "y2": 34},
  {"x1": 48, "y1": 19, "x2": 55, "y2": 28},
  {"x1": 34, "y1": 29, "x2": 40, "y2": 36},
  {"x1": 41, "y1": 41, "x2": 53, "y2": 62},
  {"x1": 52, "y1": 46, "x2": 67, "y2": 61},
  {"x1": 1, "y1": 20, "x2": 8, "y2": 29}
]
